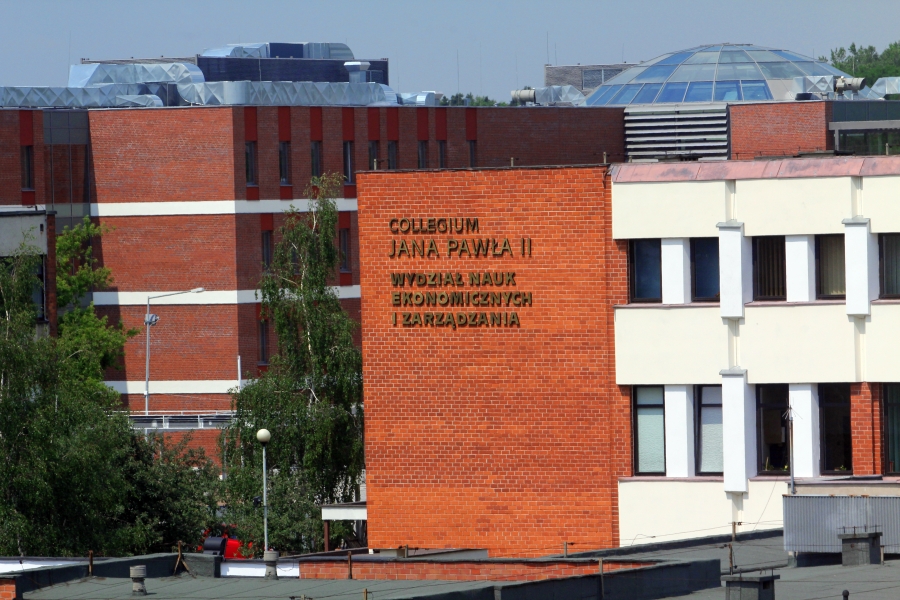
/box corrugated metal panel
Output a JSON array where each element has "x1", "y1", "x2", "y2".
[{"x1": 784, "y1": 495, "x2": 900, "y2": 553}]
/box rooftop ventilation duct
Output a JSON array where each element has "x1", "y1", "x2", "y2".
[
  {"x1": 68, "y1": 63, "x2": 205, "y2": 87},
  {"x1": 835, "y1": 76, "x2": 865, "y2": 94},
  {"x1": 344, "y1": 61, "x2": 370, "y2": 84},
  {"x1": 792, "y1": 75, "x2": 834, "y2": 96}
]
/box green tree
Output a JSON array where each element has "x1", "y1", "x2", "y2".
[
  {"x1": 441, "y1": 92, "x2": 503, "y2": 106},
  {"x1": 222, "y1": 173, "x2": 364, "y2": 555},
  {"x1": 0, "y1": 225, "x2": 218, "y2": 557},
  {"x1": 823, "y1": 41, "x2": 900, "y2": 85}
]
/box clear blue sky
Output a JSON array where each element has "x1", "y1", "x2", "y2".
[{"x1": 0, "y1": 0, "x2": 897, "y2": 101}]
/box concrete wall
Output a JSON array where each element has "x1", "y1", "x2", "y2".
[
  {"x1": 614, "y1": 306, "x2": 725, "y2": 385},
  {"x1": 618, "y1": 479, "x2": 787, "y2": 546}
]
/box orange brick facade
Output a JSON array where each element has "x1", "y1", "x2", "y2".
[
  {"x1": 295, "y1": 558, "x2": 647, "y2": 580},
  {"x1": 851, "y1": 382, "x2": 884, "y2": 475},
  {"x1": 729, "y1": 101, "x2": 834, "y2": 160},
  {"x1": 358, "y1": 166, "x2": 631, "y2": 557}
]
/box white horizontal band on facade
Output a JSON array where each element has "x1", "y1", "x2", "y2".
[
  {"x1": 90, "y1": 198, "x2": 358, "y2": 218},
  {"x1": 93, "y1": 285, "x2": 361, "y2": 305},
  {"x1": 105, "y1": 380, "x2": 239, "y2": 394}
]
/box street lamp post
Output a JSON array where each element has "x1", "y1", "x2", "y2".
[
  {"x1": 257, "y1": 428, "x2": 272, "y2": 551},
  {"x1": 144, "y1": 287, "x2": 204, "y2": 416}
]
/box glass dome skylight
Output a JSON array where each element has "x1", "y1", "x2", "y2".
[{"x1": 584, "y1": 44, "x2": 851, "y2": 106}]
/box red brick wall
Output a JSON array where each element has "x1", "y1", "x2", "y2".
[
  {"x1": 89, "y1": 107, "x2": 238, "y2": 202},
  {"x1": 0, "y1": 578, "x2": 15, "y2": 600},
  {"x1": 296, "y1": 558, "x2": 646, "y2": 580},
  {"x1": 96, "y1": 215, "x2": 239, "y2": 290},
  {"x1": 851, "y1": 382, "x2": 883, "y2": 475},
  {"x1": 0, "y1": 110, "x2": 20, "y2": 205},
  {"x1": 729, "y1": 101, "x2": 832, "y2": 160},
  {"x1": 358, "y1": 166, "x2": 629, "y2": 557}
]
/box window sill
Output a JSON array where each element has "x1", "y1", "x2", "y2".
[
  {"x1": 872, "y1": 298, "x2": 900, "y2": 305},
  {"x1": 746, "y1": 299, "x2": 845, "y2": 307},
  {"x1": 619, "y1": 476, "x2": 725, "y2": 482},
  {"x1": 616, "y1": 302, "x2": 720, "y2": 309}
]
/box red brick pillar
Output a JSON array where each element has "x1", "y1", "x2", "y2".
[{"x1": 851, "y1": 383, "x2": 883, "y2": 475}]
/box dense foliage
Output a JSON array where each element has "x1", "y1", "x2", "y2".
[
  {"x1": 0, "y1": 219, "x2": 218, "y2": 557},
  {"x1": 823, "y1": 41, "x2": 900, "y2": 85},
  {"x1": 221, "y1": 173, "x2": 364, "y2": 555}
]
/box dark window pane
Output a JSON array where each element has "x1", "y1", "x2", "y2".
[
  {"x1": 468, "y1": 141, "x2": 477, "y2": 168},
  {"x1": 438, "y1": 141, "x2": 447, "y2": 168},
  {"x1": 310, "y1": 141, "x2": 322, "y2": 177},
  {"x1": 754, "y1": 236, "x2": 786, "y2": 300},
  {"x1": 370, "y1": 141, "x2": 380, "y2": 170},
  {"x1": 692, "y1": 238, "x2": 720, "y2": 301},
  {"x1": 418, "y1": 141, "x2": 428, "y2": 168},
  {"x1": 279, "y1": 142, "x2": 291, "y2": 185},
  {"x1": 684, "y1": 81, "x2": 713, "y2": 102},
  {"x1": 631, "y1": 239, "x2": 661, "y2": 302},
  {"x1": 820, "y1": 384, "x2": 852, "y2": 473},
  {"x1": 21, "y1": 146, "x2": 34, "y2": 189},
  {"x1": 882, "y1": 234, "x2": 900, "y2": 297},
  {"x1": 817, "y1": 234, "x2": 845, "y2": 298},
  {"x1": 261, "y1": 230, "x2": 272, "y2": 270},
  {"x1": 245, "y1": 142, "x2": 257, "y2": 185},
  {"x1": 258, "y1": 320, "x2": 268, "y2": 365},
  {"x1": 758, "y1": 384, "x2": 790, "y2": 473},
  {"x1": 387, "y1": 141, "x2": 398, "y2": 169},
  {"x1": 343, "y1": 141, "x2": 354, "y2": 183},
  {"x1": 340, "y1": 228, "x2": 350, "y2": 272},
  {"x1": 886, "y1": 385, "x2": 900, "y2": 473}
]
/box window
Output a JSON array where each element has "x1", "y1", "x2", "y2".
[
  {"x1": 753, "y1": 236, "x2": 786, "y2": 300},
  {"x1": 340, "y1": 228, "x2": 351, "y2": 272},
  {"x1": 816, "y1": 235, "x2": 845, "y2": 299},
  {"x1": 820, "y1": 384, "x2": 851, "y2": 473},
  {"x1": 258, "y1": 320, "x2": 269, "y2": 365},
  {"x1": 343, "y1": 141, "x2": 354, "y2": 184},
  {"x1": 691, "y1": 238, "x2": 719, "y2": 302},
  {"x1": 880, "y1": 234, "x2": 900, "y2": 298},
  {"x1": 279, "y1": 142, "x2": 291, "y2": 185},
  {"x1": 438, "y1": 141, "x2": 447, "y2": 168},
  {"x1": 634, "y1": 387, "x2": 665, "y2": 474},
  {"x1": 387, "y1": 141, "x2": 398, "y2": 170},
  {"x1": 20, "y1": 146, "x2": 34, "y2": 190},
  {"x1": 886, "y1": 385, "x2": 900, "y2": 473},
  {"x1": 630, "y1": 239, "x2": 662, "y2": 303},
  {"x1": 311, "y1": 141, "x2": 323, "y2": 178},
  {"x1": 758, "y1": 384, "x2": 790, "y2": 474},
  {"x1": 696, "y1": 386, "x2": 723, "y2": 474},
  {"x1": 468, "y1": 140, "x2": 477, "y2": 168},
  {"x1": 261, "y1": 230, "x2": 272, "y2": 270},
  {"x1": 368, "y1": 141, "x2": 379, "y2": 170},
  {"x1": 418, "y1": 141, "x2": 429, "y2": 169},
  {"x1": 245, "y1": 142, "x2": 258, "y2": 185}
]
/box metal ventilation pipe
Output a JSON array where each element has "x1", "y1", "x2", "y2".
[
  {"x1": 130, "y1": 565, "x2": 147, "y2": 596},
  {"x1": 835, "y1": 77, "x2": 865, "y2": 94},
  {"x1": 511, "y1": 89, "x2": 536, "y2": 104},
  {"x1": 263, "y1": 550, "x2": 279, "y2": 580}
]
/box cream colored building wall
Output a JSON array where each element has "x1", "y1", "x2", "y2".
[
  {"x1": 864, "y1": 304, "x2": 900, "y2": 382},
  {"x1": 617, "y1": 479, "x2": 787, "y2": 547},
  {"x1": 737, "y1": 178, "x2": 851, "y2": 236},
  {"x1": 742, "y1": 304, "x2": 857, "y2": 384},
  {"x1": 863, "y1": 176, "x2": 900, "y2": 233},
  {"x1": 614, "y1": 306, "x2": 725, "y2": 385},
  {"x1": 612, "y1": 181, "x2": 726, "y2": 239}
]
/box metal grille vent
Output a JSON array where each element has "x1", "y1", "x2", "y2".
[{"x1": 624, "y1": 103, "x2": 728, "y2": 161}]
